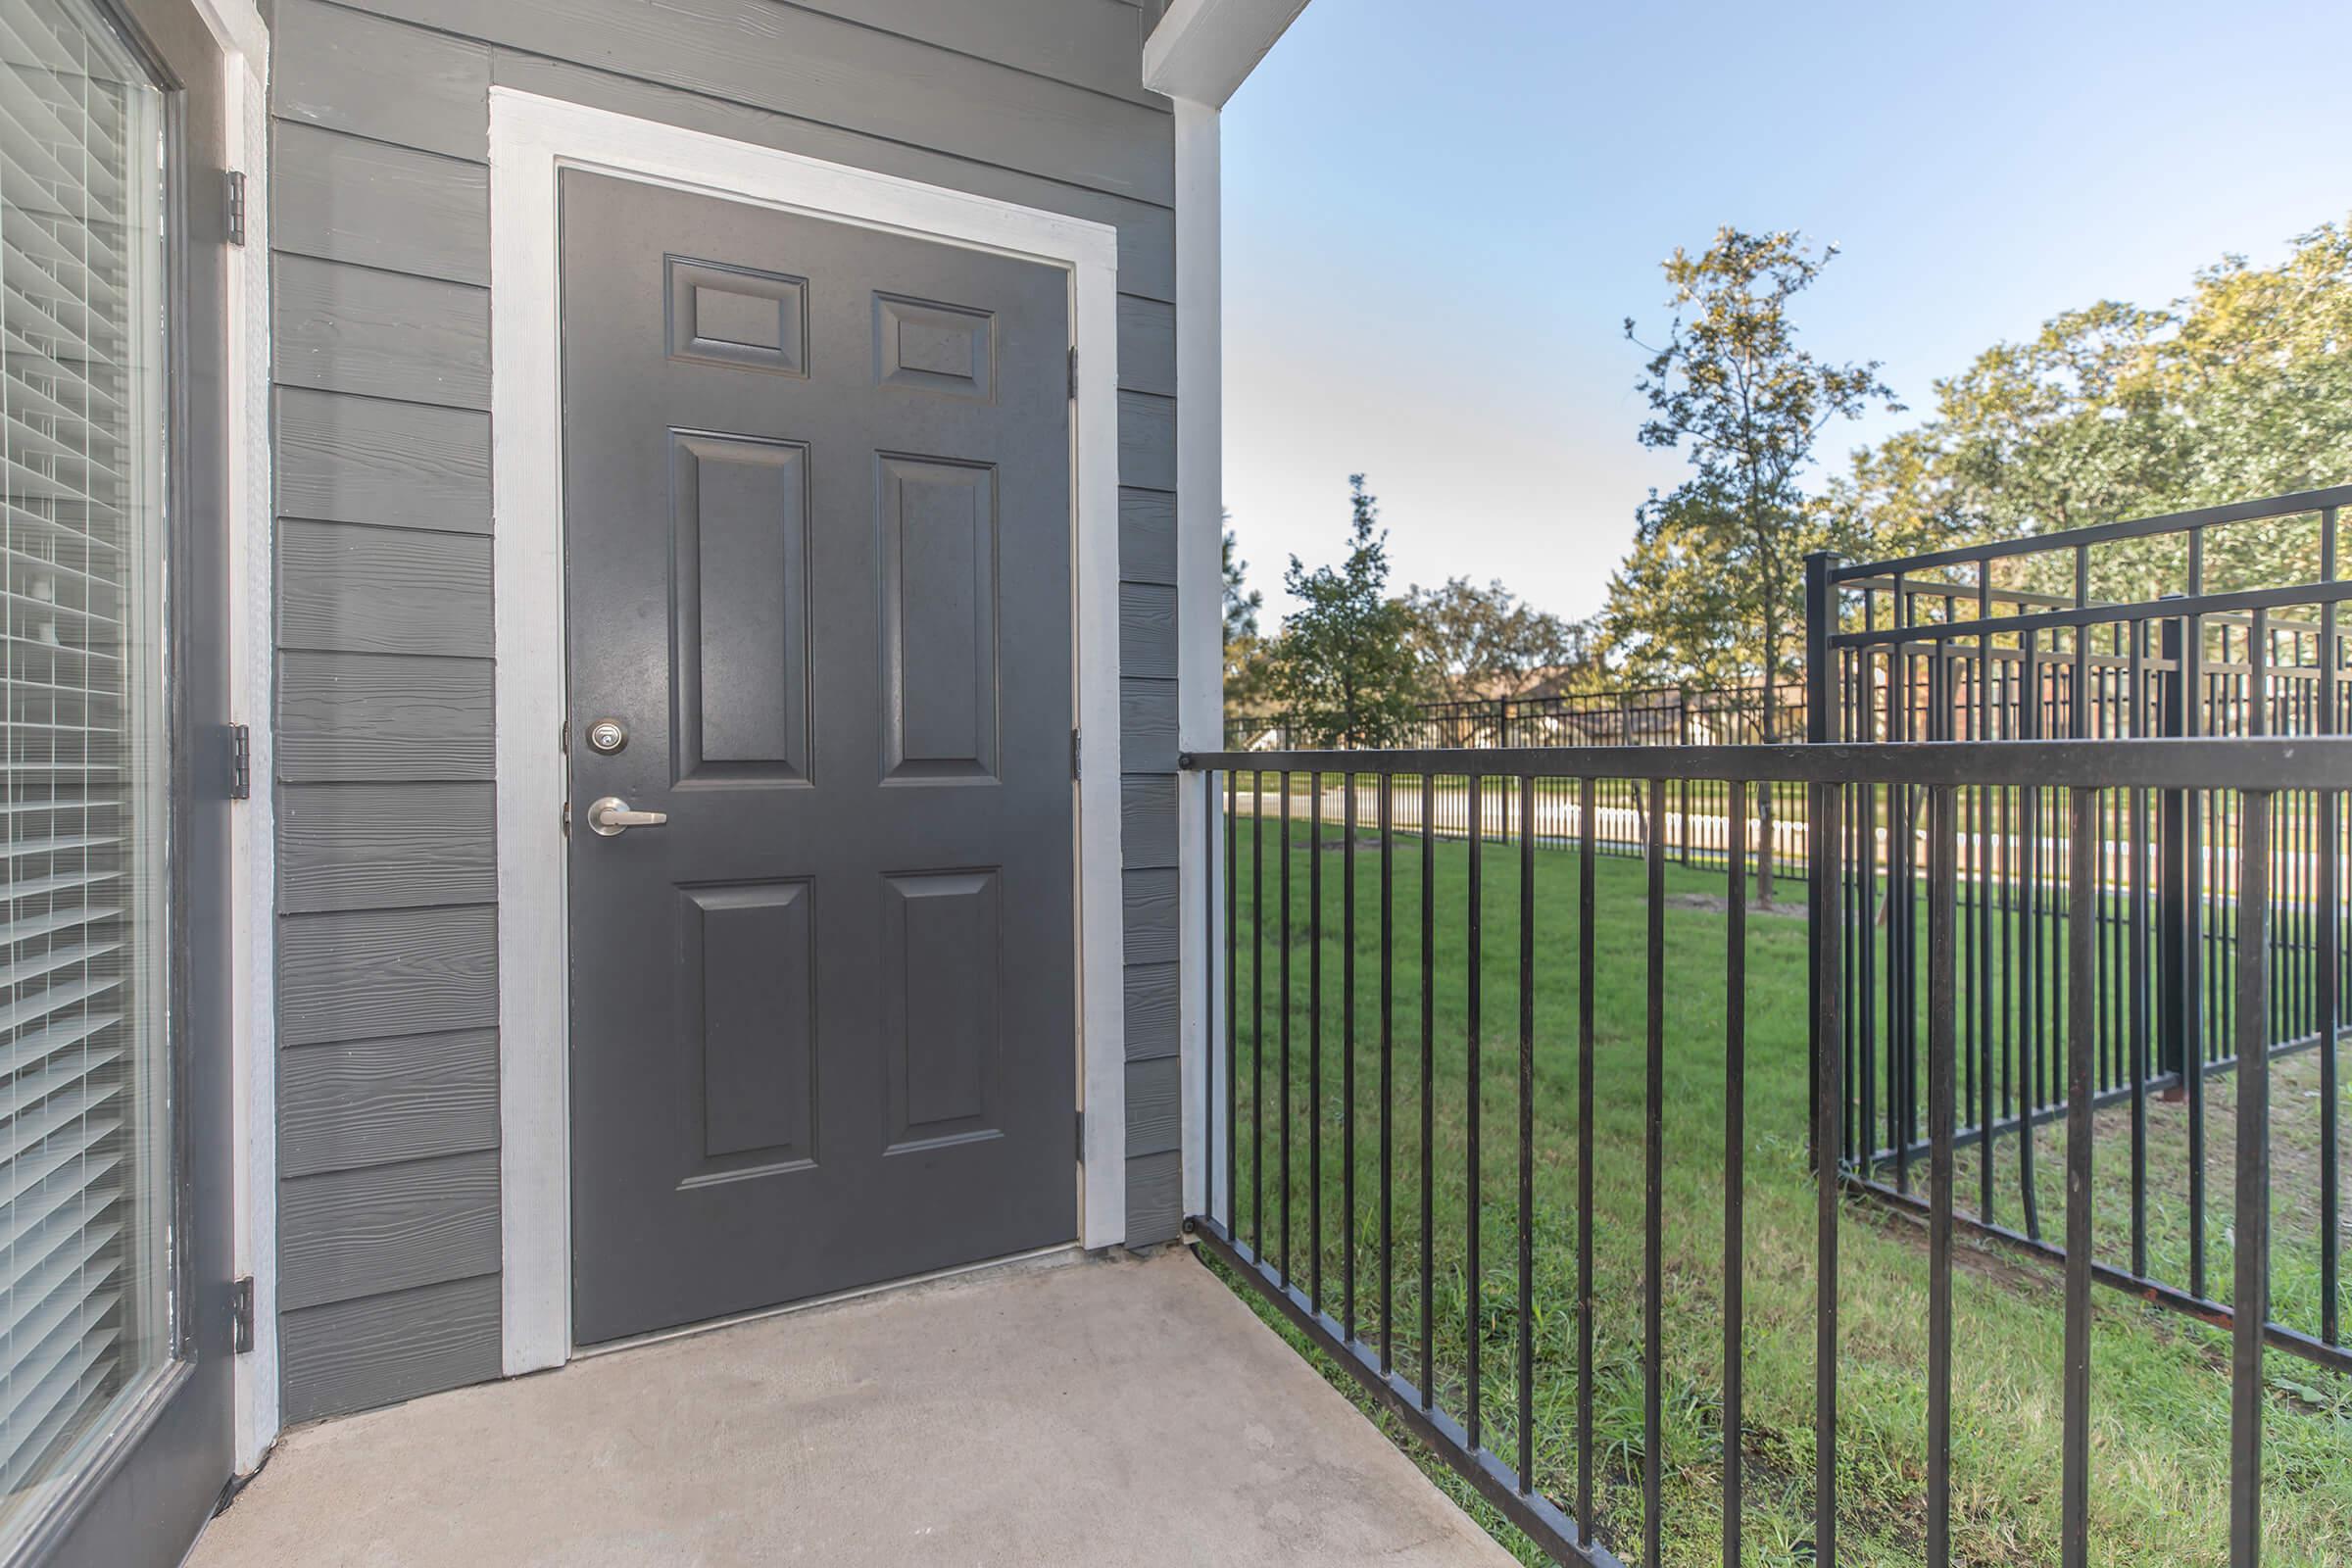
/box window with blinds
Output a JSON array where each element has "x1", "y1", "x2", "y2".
[{"x1": 0, "y1": 0, "x2": 171, "y2": 1545}]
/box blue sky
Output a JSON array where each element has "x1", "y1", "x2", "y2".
[{"x1": 1220, "y1": 0, "x2": 2352, "y2": 623}]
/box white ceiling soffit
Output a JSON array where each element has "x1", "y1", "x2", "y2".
[{"x1": 1143, "y1": 0, "x2": 1311, "y2": 109}]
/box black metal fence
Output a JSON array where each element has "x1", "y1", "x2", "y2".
[
  {"x1": 1225, "y1": 682, "x2": 1807, "y2": 753},
  {"x1": 1228, "y1": 683, "x2": 1812, "y2": 900},
  {"x1": 1183, "y1": 738, "x2": 2344, "y2": 1567},
  {"x1": 1810, "y1": 487, "x2": 2347, "y2": 1369}
]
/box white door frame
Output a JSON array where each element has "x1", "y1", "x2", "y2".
[{"x1": 486, "y1": 88, "x2": 1126, "y2": 1377}]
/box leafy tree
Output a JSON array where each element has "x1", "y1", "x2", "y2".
[
  {"x1": 1613, "y1": 228, "x2": 1901, "y2": 712},
  {"x1": 1832, "y1": 219, "x2": 2352, "y2": 601},
  {"x1": 1614, "y1": 228, "x2": 1899, "y2": 900},
  {"x1": 1221, "y1": 522, "x2": 1274, "y2": 717},
  {"x1": 1270, "y1": 476, "x2": 1425, "y2": 747},
  {"x1": 1405, "y1": 576, "x2": 1595, "y2": 704}
]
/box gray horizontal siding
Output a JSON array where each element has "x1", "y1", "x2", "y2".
[
  {"x1": 348, "y1": 0, "x2": 1173, "y2": 202},
  {"x1": 1119, "y1": 678, "x2": 1179, "y2": 770},
  {"x1": 279, "y1": 1151, "x2": 503, "y2": 1311},
  {"x1": 1116, "y1": 392, "x2": 1177, "y2": 490},
  {"x1": 271, "y1": 122, "x2": 488, "y2": 285},
  {"x1": 763, "y1": 0, "x2": 1158, "y2": 107},
  {"x1": 278, "y1": 1276, "x2": 503, "y2": 1425},
  {"x1": 277, "y1": 520, "x2": 492, "y2": 658},
  {"x1": 270, "y1": 0, "x2": 1183, "y2": 1422},
  {"x1": 274, "y1": 388, "x2": 491, "y2": 535},
  {"x1": 279, "y1": 906, "x2": 499, "y2": 1049},
  {"x1": 278, "y1": 783, "x2": 496, "y2": 913},
  {"x1": 274, "y1": 0, "x2": 490, "y2": 159},
  {"x1": 488, "y1": 54, "x2": 1178, "y2": 303},
  {"x1": 1119, "y1": 582, "x2": 1176, "y2": 680},
  {"x1": 1121, "y1": 773, "x2": 1178, "y2": 868},
  {"x1": 1124, "y1": 961, "x2": 1178, "y2": 1061},
  {"x1": 276, "y1": 652, "x2": 493, "y2": 783},
  {"x1": 280, "y1": 1029, "x2": 500, "y2": 1179},
  {"x1": 1118, "y1": 488, "x2": 1177, "y2": 585},
  {"x1": 1125, "y1": 1056, "x2": 1179, "y2": 1158},
  {"x1": 273, "y1": 255, "x2": 490, "y2": 410},
  {"x1": 1116, "y1": 295, "x2": 1176, "y2": 396},
  {"x1": 1122, "y1": 868, "x2": 1179, "y2": 966},
  {"x1": 1124, "y1": 1151, "x2": 1182, "y2": 1247}
]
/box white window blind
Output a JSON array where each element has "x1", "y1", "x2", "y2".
[{"x1": 0, "y1": 0, "x2": 170, "y2": 1543}]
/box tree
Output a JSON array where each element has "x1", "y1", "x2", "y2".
[
  {"x1": 1832, "y1": 219, "x2": 2352, "y2": 602},
  {"x1": 1615, "y1": 227, "x2": 1899, "y2": 900},
  {"x1": 1405, "y1": 577, "x2": 1594, "y2": 705},
  {"x1": 1269, "y1": 475, "x2": 1425, "y2": 747},
  {"x1": 1221, "y1": 522, "x2": 1274, "y2": 717}
]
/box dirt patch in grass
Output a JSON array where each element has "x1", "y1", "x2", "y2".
[{"x1": 1667, "y1": 892, "x2": 1806, "y2": 919}]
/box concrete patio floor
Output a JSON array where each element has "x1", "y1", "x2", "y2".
[{"x1": 191, "y1": 1248, "x2": 1517, "y2": 1567}]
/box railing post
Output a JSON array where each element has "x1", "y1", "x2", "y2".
[
  {"x1": 2158, "y1": 608, "x2": 2188, "y2": 1080},
  {"x1": 1677, "y1": 686, "x2": 1691, "y2": 865},
  {"x1": 1804, "y1": 551, "x2": 1839, "y2": 1169}
]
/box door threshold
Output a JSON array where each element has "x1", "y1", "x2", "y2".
[{"x1": 571, "y1": 1242, "x2": 1086, "y2": 1360}]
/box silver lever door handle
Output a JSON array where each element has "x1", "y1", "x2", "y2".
[{"x1": 587, "y1": 796, "x2": 668, "y2": 836}]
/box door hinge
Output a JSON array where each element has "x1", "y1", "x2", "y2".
[
  {"x1": 1070, "y1": 726, "x2": 1081, "y2": 780},
  {"x1": 230, "y1": 1276, "x2": 255, "y2": 1353},
  {"x1": 227, "y1": 722, "x2": 251, "y2": 800},
  {"x1": 1075, "y1": 1108, "x2": 1085, "y2": 1159},
  {"x1": 1067, "y1": 345, "x2": 1078, "y2": 400},
  {"x1": 225, "y1": 170, "x2": 247, "y2": 247}
]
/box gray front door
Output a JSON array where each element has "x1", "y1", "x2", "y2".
[{"x1": 561, "y1": 172, "x2": 1079, "y2": 1346}]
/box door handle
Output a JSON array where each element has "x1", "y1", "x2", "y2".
[{"x1": 587, "y1": 796, "x2": 669, "y2": 836}]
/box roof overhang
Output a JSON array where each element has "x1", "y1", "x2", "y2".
[{"x1": 1143, "y1": 0, "x2": 1309, "y2": 108}]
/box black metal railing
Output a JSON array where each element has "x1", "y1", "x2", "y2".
[
  {"x1": 1183, "y1": 737, "x2": 2347, "y2": 1568},
  {"x1": 1810, "y1": 487, "x2": 2348, "y2": 1366},
  {"x1": 1225, "y1": 682, "x2": 1808, "y2": 754},
  {"x1": 1226, "y1": 682, "x2": 1814, "y2": 902}
]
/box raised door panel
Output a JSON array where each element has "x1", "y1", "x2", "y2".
[
  {"x1": 678, "y1": 881, "x2": 815, "y2": 1179},
  {"x1": 670, "y1": 432, "x2": 810, "y2": 784},
  {"x1": 877, "y1": 457, "x2": 998, "y2": 783},
  {"x1": 881, "y1": 870, "x2": 1001, "y2": 1152}
]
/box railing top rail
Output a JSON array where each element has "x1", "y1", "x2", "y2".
[
  {"x1": 1830, "y1": 577, "x2": 2352, "y2": 650},
  {"x1": 1180, "y1": 736, "x2": 2352, "y2": 790},
  {"x1": 1824, "y1": 483, "x2": 2352, "y2": 583}
]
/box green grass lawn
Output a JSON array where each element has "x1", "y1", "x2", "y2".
[{"x1": 1206, "y1": 817, "x2": 2351, "y2": 1567}]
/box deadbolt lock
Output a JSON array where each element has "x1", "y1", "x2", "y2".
[{"x1": 586, "y1": 717, "x2": 628, "y2": 755}]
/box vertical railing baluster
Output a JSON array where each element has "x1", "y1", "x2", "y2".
[
  {"x1": 1280, "y1": 775, "x2": 1294, "y2": 1284},
  {"x1": 1576, "y1": 775, "x2": 1598, "y2": 1544},
  {"x1": 2063, "y1": 788, "x2": 2096, "y2": 1568},
  {"x1": 1344, "y1": 772, "x2": 1358, "y2": 1341},
  {"x1": 2020, "y1": 629, "x2": 2043, "y2": 1240},
  {"x1": 2186, "y1": 532, "x2": 2209, "y2": 1299},
  {"x1": 2322, "y1": 506, "x2": 2341, "y2": 1348},
  {"x1": 1309, "y1": 771, "x2": 1324, "y2": 1312},
  {"x1": 1380, "y1": 774, "x2": 1396, "y2": 1373},
  {"x1": 1225, "y1": 769, "x2": 1238, "y2": 1231},
  {"x1": 1516, "y1": 774, "x2": 1536, "y2": 1494},
  {"x1": 1643, "y1": 777, "x2": 1667, "y2": 1568},
  {"x1": 1465, "y1": 770, "x2": 1483, "y2": 1452},
  {"x1": 1725, "y1": 777, "x2": 1749, "y2": 1568},
  {"x1": 2231, "y1": 789, "x2": 2272, "y2": 1568},
  {"x1": 2130, "y1": 620, "x2": 2151, "y2": 1279},
  {"x1": 1928, "y1": 781, "x2": 1958, "y2": 1568},
  {"x1": 1420, "y1": 770, "x2": 1437, "y2": 1405},
  {"x1": 1812, "y1": 777, "x2": 1845, "y2": 1568},
  {"x1": 1252, "y1": 770, "x2": 1265, "y2": 1259}
]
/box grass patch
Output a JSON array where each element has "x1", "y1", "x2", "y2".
[{"x1": 1205, "y1": 817, "x2": 2351, "y2": 1565}]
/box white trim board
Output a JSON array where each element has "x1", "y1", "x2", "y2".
[
  {"x1": 1171, "y1": 101, "x2": 1220, "y2": 1223},
  {"x1": 1144, "y1": 0, "x2": 1310, "y2": 109},
  {"x1": 486, "y1": 88, "x2": 1127, "y2": 1377},
  {"x1": 193, "y1": 0, "x2": 276, "y2": 1474}
]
